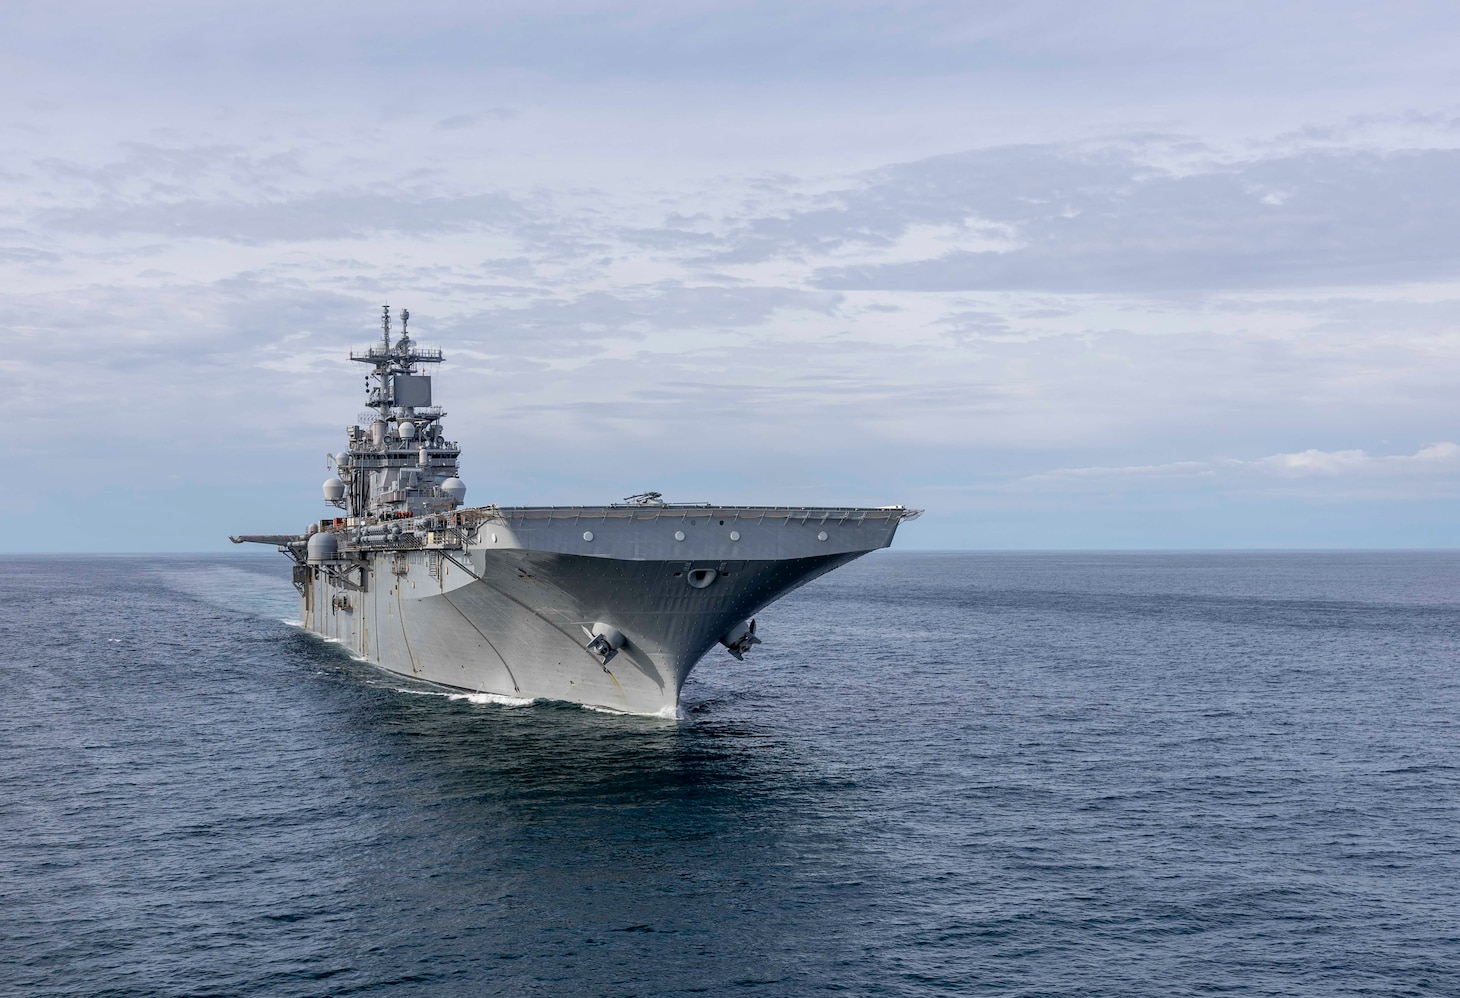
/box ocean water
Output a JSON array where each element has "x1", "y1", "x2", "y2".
[{"x1": 2, "y1": 552, "x2": 1458, "y2": 997}]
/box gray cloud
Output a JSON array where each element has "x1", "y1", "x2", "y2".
[
  {"x1": 8, "y1": 0, "x2": 1459, "y2": 103},
  {"x1": 6, "y1": 2, "x2": 1460, "y2": 549},
  {"x1": 439, "y1": 283, "x2": 844, "y2": 351},
  {"x1": 39, "y1": 190, "x2": 534, "y2": 244},
  {"x1": 433, "y1": 109, "x2": 515, "y2": 130},
  {"x1": 1017, "y1": 443, "x2": 1460, "y2": 506},
  {"x1": 34, "y1": 143, "x2": 306, "y2": 194},
  {"x1": 0, "y1": 245, "x2": 57, "y2": 264},
  {"x1": 791, "y1": 145, "x2": 1460, "y2": 292}
]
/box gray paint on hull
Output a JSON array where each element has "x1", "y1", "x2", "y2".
[{"x1": 302, "y1": 547, "x2": 859, "y2": 715}]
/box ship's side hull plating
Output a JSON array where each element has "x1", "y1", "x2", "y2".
[
  {"x1": 297, "y1": 504, "x2": 911, "y2": 714},
  {"x1": 302, "y1": 547, "x2": 859, "y2": 714}
]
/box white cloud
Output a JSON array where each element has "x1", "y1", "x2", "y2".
[
  {"x1": 1033, "y1": 442, "x2": 1460, "y2": 486},
  {"x1": 5, "y1": 2, "x2": 1460, "y2": 548}
]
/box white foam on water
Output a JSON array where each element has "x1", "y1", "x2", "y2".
[
  {"x1": 387, "y1": 686, "x2": 536, "y2": 708},
  {"x1": 450, "y1": 691, "x2": 537, "y2": 708},
  {"x1": 326, "y1": 639, "x2": 372, "y2": 664},
  {"x1": 390, "y1": 685, "x2": 679, "y2": 718},
  {"x1": 581, "y1": 702, "x2": 685, "y2": 721},
  {"x1": 287, "y1": 622, "x2": 372, "y2": 663}
]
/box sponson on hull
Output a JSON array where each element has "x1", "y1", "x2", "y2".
[{"x1": 233, "y1": 307, "x2": 921, "y2": 715}]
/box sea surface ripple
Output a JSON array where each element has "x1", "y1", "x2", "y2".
[{"x1": 2, "y1": 552, "x2": 1458, "y2": 996}]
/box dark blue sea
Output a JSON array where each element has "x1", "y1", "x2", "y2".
[{"x1": 3, "y1": 552, "x2": 1458, "y2": 997}]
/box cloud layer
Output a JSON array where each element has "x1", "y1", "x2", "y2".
[
  {"x1": 808, "y1": 147, "x2": 1460, "y2": 292},
  {"x1": 3, "y1": 1, "x2": 1460, "y2": 549}
]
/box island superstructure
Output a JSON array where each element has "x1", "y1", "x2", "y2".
[{"x1": 233, "y1": 307, "x2": 920, "y2": 715}]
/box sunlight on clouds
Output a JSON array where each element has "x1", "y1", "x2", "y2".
[
  {"x1": 3, "y1": 1, "x2": 1460, "y2": 547},
  {"x1": 1031, "y1": 442, "x2": 1460, "y2": 486}
]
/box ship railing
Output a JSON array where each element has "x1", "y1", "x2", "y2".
[
  {"x1": 349, "y1": 346, "x2": 444, "y2": 363},
  {"x1": 453, "y1": 504, "x2": 922, "y2": 524},
  {"x1": 341, "y1": 535, "x2": 425, "y2": 552}
]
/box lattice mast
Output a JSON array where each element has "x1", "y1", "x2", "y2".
[{"x1": 329, "y1": 306, "x2": 463, "y2": 519}]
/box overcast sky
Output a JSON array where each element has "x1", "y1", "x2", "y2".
[{"x1": 4, "y1": 0, "x2": 1460, "y2": 550}]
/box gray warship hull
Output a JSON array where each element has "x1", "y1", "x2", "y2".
[
  {"x1": 235, "y1": 307, "x2": 918, "y2": 715},
  {"x1": 297, "y1": 504, "x2": 907, "y2": 715}
]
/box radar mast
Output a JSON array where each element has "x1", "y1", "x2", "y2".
[{"x1": 342, "y1": 306, "x2": 458, "y2": 518}]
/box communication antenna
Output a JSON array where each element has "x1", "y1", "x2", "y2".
[
  {"x1": 381, "y1": 304, "x2": 391, "y2": 349},
  {"x1": 401, "y1": 308, "x2": 409, "y2": 338}
]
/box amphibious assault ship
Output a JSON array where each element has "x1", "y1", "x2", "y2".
[{"x1": 233, "y1": 307, "x2": 920, "y2": 715}]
